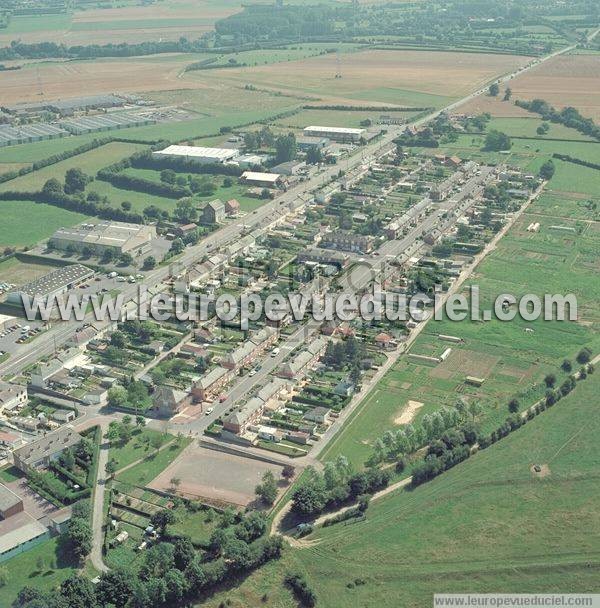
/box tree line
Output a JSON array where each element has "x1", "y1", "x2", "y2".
[{"x1": 515, "y1": 98, "x2": 600, "y2": 141}]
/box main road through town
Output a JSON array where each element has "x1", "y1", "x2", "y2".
[{"x1": 0, "y1": 33, "x2": 589, "y2": 381}]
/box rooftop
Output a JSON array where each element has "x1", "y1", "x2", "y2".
[
  {"x1": 12, "y1": 264, "x2": 93, "y2": 298},
  {"x1": 153, "y1": 145, "x2": 239, "y2": 161},
  {"x1": 241, "y1": 171, "x2": 281, "y2": 183},
  {"x1": 304, "y1": 125, "x2": 365, "y2": 135},
  {"x1": 51, "y1": 221, "x2": 155, "y2": 250},
  {"x1": 13, "y1": 426, "x2": 82, "y2": 468}
]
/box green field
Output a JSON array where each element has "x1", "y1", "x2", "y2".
[
  {"x1": 1, "y1": 14, "x2": 71, "y2": 34},
  {"x1": 0, "y1": 200, "x2": 88, "y2": 248},
  {"x1": 201, "y1": 371, "x2": 600, "y2": 608},
  {"x1": 111, "y1": 429, "x2": 191, "y2": 487},
  {"x1": 0, "y1": 536, "x2": 78, "y2": 607}
]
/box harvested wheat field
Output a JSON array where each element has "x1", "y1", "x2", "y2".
[
  {"x1": 191, "y1": 49, "x2": 530, "y2": 108},
  {"x1": 0, "y1": 1, "x2": 238, "y2": 46},
  {"x1": 0, "y1": 56, "x2": 209, "y2": 104},
  {"x1": 460, "y1": 53, "x2": 600, "y2": 120}
]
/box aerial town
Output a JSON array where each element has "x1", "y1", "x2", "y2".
[{"x1": 0, "y1": 0, "x2": 598, "y2": 606}]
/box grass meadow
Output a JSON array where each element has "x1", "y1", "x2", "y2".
[{"x1": 199, "y1": 371, "x2": 600, "y2": 608}]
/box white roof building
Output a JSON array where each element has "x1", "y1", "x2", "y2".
[
  {"x1": 152, "y1": 145, "x2": 240, "y2": 164},
  {"x1": 240, "y1": 171, "x2": 281, "y2": 186},
  {"x1": 303, "y1": 126, "x2": 366, "y2": 142}
]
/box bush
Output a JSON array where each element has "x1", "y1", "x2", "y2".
[{"x1": 285, "y1": 572, "x2": 317, "y2": 607}]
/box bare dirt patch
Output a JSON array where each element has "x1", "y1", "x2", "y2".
[
  {"x1": 394, "y1": 400, "x2": 424, "y2": 425},
  {"x1": 147, "y1": 444, "x2": 285, "y2": 507},
  {"x1": 530, "y1": 463, "x2": 551, "y2": 478}
]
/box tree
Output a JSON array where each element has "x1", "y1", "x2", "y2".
[
  {"x1": 67, "y1": 516, "x2": 92, "y2": 559},
  {"x1": 119, "y1": 252, "x2": 134, "y2": 266},
  {"x1": 282, "y1": 464, "x2": 295, "y2": 481},
  {"x1": 291, "y1": 469, "x2": 327, "y2": 515},
  {"x1": 42, "y1": 177, "x2": 64, "y2": 197},
  {"x1": 142, "y1": 255, "x2": 156, "y2": 270},
  {"x1": 503, "y1": 87, "x2": 512, "y2": 101},
  {"x1": 171, "y1": 238, "x2": 185, "y2": 255},
  {"x1": 150, "y1": 509, "x2": 176, "y2": 533},
  {"x1": 544, "y1": 373, "x2": 556, "y2": 388},
  {"x1": 561, "y1": 359, "x2": 572, "y2": 372},
  {"x1": 64, "y1": 168, "x2": 90, "y2": 194},
  {"x1": 160, "y1": 169, "x2": 176, "y2": 184},
  {"x1": 576, "y1": 347, "x2": 592, "y2": 365},
  {"x1": 135, "y1": 415, "x2": 146, "y2": 428},
  {"x1": 96, "y1": 569, "x2": 135, "y2": 608},
  {"x1": 0, "y1": 566, "x2": 8, "y2": 588},
  {"x1": 105, "y1": 458, "x2": 118, "y2": 476},
  {"x1": 488, "y1": 82, "x2": 500, "y2": 97},
  {"x1": 255, "y1": 470, "x2": 278, "y2": 505},
  {"x1": 59, "y1": 574, "x2": 98, "y2": 608},
  {"x1": 306, "y1": 146, "x2": 322, "y2": 165},
  {"x1": 483, "y1": 130, "x2": 511, "y2": 151},
  {"x1": 121, "y1": 200, "x2": 132, "y2": 211},
  {"x1": 508, "y1": 398, "x2": 520, "y2": 413},
  {"x1": 107, "y1": 386, "x2": 128, "y2": 409},
  {"x1": 275, "y1": 133, "x2": 297, "y2": 163},
  {"x1": 174, "y1": 198, "x2": 197, "y2": 223},
  {"x1": 110, "y1": 330, "x2": 127, "y2": 349},
  {"x1": 539, "y1": 159, "x2": 555, "y2": 180}
]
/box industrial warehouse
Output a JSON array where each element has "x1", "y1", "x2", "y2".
[
  {"x1": 6, "y1": 264, "x2": 94, "y2": 305},
  {"x1": 152, "y1": 144, "x2": 240, "y2": 164},
  {"x1": 48, "y1": 221, "x2": 157, "y2": 256}
]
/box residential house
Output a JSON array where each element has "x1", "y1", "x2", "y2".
[
  {"x1": 222, "y1": 327, "x2": 277, "y2": 371},
  {"x1": 0, "y1": 383, "x2": 28, "y2": 415},
  {"x1": 13, "y1": 426, "x2": 82, "y2": 473},
  {"x1": 223, "y1": 397, "x2": 265, "y2": 435},
  {"x1": 152, "y1": 385, "x2": 191, "y2": 418},
  {"x1": 225, "y1": 199, "x2": 240, "y2": 216},
  {"x1": 303, "y1": 406, "x2": 330, "y2": 424},
  {"x1": 319, "y1": 230, "x2": 373, "y2": 254},
  {"x1": 278, "y1": 337, "x2": 328, "y2": 380},
  {"x1": 192, "y1": 366, "x2": 232, "y2": 402},
  {"x1": 202, "y1": 199, "x2": 225, "y2": 225}
]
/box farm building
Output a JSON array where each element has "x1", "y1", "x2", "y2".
[
  {"x1": 0, "y1": 123, "x2": 69, "y2": 147},
  {"x1": 303, "y1": 126, "x2": 365, "y2": 143},
  {"x1": 152, "y1": 145, "x2": 239, "y2": 164},
  {"x1": 49, "y1": 221, "x2": 156, "y2": 256},
  {"x1": 60, "y1": 111, "x2": 155, "y2": 135},
  {"x1": 240, "y1": 171, "x2": 282, "y2": 189},
  {"x1": 6, "y1": 264, "x2": 94, "y2": 306}
]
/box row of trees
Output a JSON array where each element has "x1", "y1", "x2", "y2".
[
  {"x1": 291, "y1": 457, "x2": 391, "y2": 517},
  {"x1": 515, "y1": 98, "x2": 600, "y2": 141}
]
